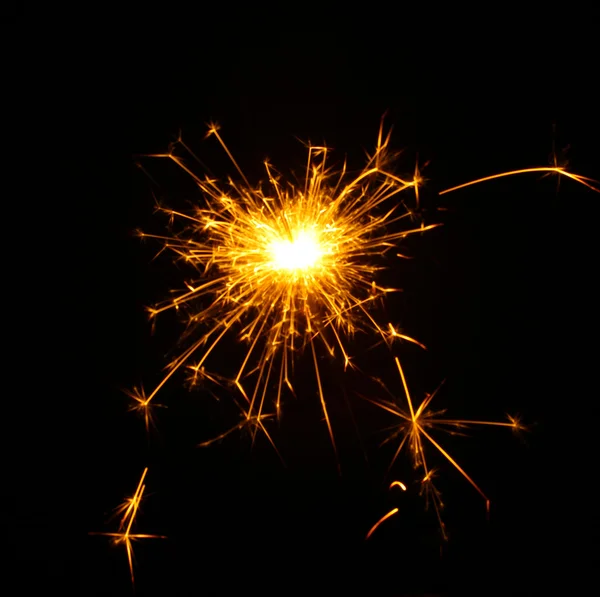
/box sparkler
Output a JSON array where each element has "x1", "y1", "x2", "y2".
[
  {"x1": 365, "y1": 357, "x2": 524, "y2": 539},
  {"x1": 89, "y1": 468, "x2": 166, "y2": 587},
  {"x1": 127, "y1": 119, "x2": 598, "y2": 546},
  {"x1": 132, "y1": 120, "x2": 439, "y2": 460}
]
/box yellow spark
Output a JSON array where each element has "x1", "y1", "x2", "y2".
[
  {"x1": 125, "y1": 386, "x2": 168, "y2": 434},
  {"x1": 135, "y1": 118, "x2": 439, "y2": 460},
  {"x1": 89, "y1": 468, "x2": 166, "y2": 588},
  {"x1": 366, "y1": 357, "x2": 523, "y2": 537}
]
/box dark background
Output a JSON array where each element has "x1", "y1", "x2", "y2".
[{"x1": 13, "y1": 12, "x2": 599, "y2": 597}]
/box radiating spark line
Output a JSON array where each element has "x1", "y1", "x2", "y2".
[
  {"x1": 366, "y1": 357, "x2": 523, "y2": 536},
  {"x1": 134, "y1": 119, "x2": 439, "y2": 459},
  {"x1": 440, "y1": 167, "x2": 600, "y2": 195},
  {"x1": 197, "y1": 404, "x2": 285, "y2": 464},
  {"x1": 89, "y1": 468, "x2": 165, "y2": 588}
]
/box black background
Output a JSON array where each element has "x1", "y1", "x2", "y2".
[{"x1": 12, "y1": 11, "x2": 600, "y2": 597}]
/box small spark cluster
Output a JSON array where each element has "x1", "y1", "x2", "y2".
[{"x1": 364, "y1": 359, "x2": 523, "y2": 540}]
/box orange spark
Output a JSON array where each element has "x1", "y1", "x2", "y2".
[
  {"x1": 366, "y1": 479, "x2": 406, "y2": 539},
  {"x1": 440, "y1": 166, "x2": 599, "y2": 195},
  {"x1": 366, "y1": 508, "x2": 399, "y2": 540},
  {"x1": 89, "y1": 468, "x2": 166, "y2": 588},
  {"x1": 365, "y1": 357, "x2": 523, "y2": 537}
]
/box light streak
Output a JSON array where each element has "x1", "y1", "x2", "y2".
[
  {"x1": 89, "y1": 468, "x2": 166, "y2": 588},
  {"x1": 366, "y1": 480, "x2": 407, "y2": 539},
  {"x1": 440, "y1": 166, "x2": 599, "y2": 195}
]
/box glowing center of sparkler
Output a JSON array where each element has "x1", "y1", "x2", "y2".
[{"x1": 270, "y1": 230, "x2": 323, "y2": 271}]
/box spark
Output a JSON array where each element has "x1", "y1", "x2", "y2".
[
  {"x1": 366, "y1": 480, "x2": 406, "y2": 539},
  {"x1": 440, "y1": 166, "x2": 600, "y2": 195},
  {"x1": 128, "y1": 119, "x2": 595, "y2": 470},
  {"x1": 365, "y1": 357, "x2": 523, "y2": 538},
  {"x1": 89, "y1": 468, "x2": 166, "y2": 588},
  {"x1": 197, "y1": 401, "x2": 285, "y2": 464},
  {"x1": 134, "y1": 119, "x2": 439, "y2": 462}
]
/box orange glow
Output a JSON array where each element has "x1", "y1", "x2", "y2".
[{"x1": 440, "y1": 166, "x2": 599, "y2": 195}]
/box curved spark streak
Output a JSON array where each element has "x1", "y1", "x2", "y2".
[
  {"x1": 366, "y1": 507, "x2": 399, "y2": 540},
  {"x1": 440, "y1": 167, "x2": 600, "y2": 195},
  {"x1": 366, "y1": 480, "x2": 406, "y2": 539}
]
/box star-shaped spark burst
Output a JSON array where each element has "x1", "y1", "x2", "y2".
[
  {"x1": 89, "y1": 468, "x2": 166, "y2": 588},
  {"x1": 132, "y1": 119, "x2": 439, "y2": 465},
  {"x1": 366, "y1": 357, "x2": 524, "y2": 538}
]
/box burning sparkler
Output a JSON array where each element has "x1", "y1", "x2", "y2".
[
  {"x1": 132, "y1": 120, "x2": 439, "y2": 460},
  {"x1": 89, "y1": 468, "x2": 166, "y2": 587},
  {"x1": 130, "y1": 117, "x2": 597, "y2": 470},
  {"x1": 365, "y1": 357, "x2": 524, "y2": 539}
]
